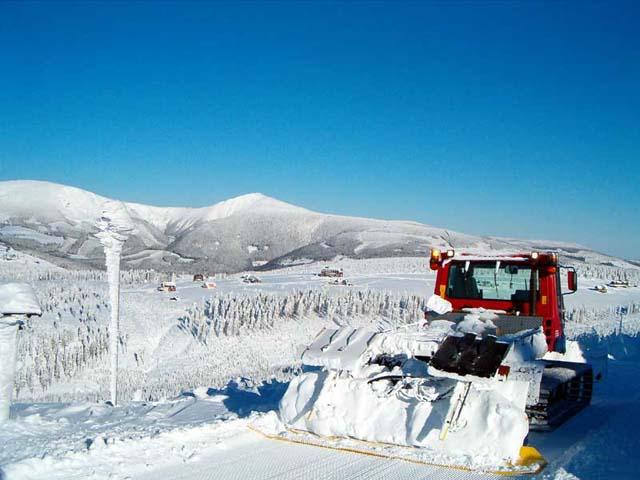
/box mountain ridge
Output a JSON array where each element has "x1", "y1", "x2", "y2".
[{"x1": 0, "y1": 180, "x2": 635, "y2": 273}]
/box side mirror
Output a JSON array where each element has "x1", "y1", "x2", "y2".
[
  {"x1": 505, "y1": 265, "x2": 519, "y2": 275},
  {"x1": 567, "y1": 270, "x2": 578, "y2": 292}
]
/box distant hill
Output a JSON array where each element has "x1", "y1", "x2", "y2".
[{"x1": 0, "y1": 180, "x2": 636, "y2": 273}]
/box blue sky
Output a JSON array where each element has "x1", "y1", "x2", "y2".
[{"x1": 0, "y1": 2, "x2": 638, "y2": 258}]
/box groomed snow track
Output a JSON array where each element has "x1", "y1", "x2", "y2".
[{"x1": 134, "y1": 431, "x2": 500, "y2": 480}]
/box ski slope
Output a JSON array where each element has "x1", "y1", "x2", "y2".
[
  {"x1": 134, "y1": 432, "x2": 493, "y2": 480},
  {"x1": 1, "y1": 259, "x2": 640, "y2": 479},
  {"x1": 4, "y1": 353, "x2": 637, "y2": 480},
  {"x1": 135, "y1": 346, "x2": 640, "y2": 480}
]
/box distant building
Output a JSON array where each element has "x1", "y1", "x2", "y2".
[
  {"x1": 319, "y1": 267, "x2": 344, "y2": 278},
  {"x1": 158, "y1": 281, "x2": 177, "y2": 292}
]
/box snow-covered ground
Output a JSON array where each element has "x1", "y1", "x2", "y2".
[{"x1": 1, "y1": 256, "x2": 640, "y2": 479}]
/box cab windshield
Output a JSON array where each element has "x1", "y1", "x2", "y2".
[{"x1": 446, "y1": 261, "x2": 535, "y2": 301}]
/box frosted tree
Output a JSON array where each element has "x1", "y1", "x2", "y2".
[{"x1": 95, "y1": 200, "x2": 133, "y2": 406}]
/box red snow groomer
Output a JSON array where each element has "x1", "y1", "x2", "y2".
[
  {"x1": 429, "y1": 249, "x2": 593, "y2": 430},
  {"x1": 264, "y1": 249, "x2": 594, "y2": 472}
]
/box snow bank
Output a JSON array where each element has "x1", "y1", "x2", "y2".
[
  {"x1": 0, "y1": 282, "x2": 42, "y2": 316},
  {"x1": 2, "y1": 402, "x2": 252, "y2": 480},
  {"x1": 1, "y1": 378, "x2": 287, "y2": 476}
]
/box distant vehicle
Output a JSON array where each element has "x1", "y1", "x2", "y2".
[
  {"x1": 591, "y1": 285, "x2": 608, "y2": 293},
  {"x1": 241, "y1": 274, "x2": 261, "y2": 284},
  {"x1": 608, "y1": 280, "x2": 630, "y2": 288},
  {"x1": 329, "y1": 279, "x2": 352, "y2": 286},
  {"x1": 193, "y1": 274, "x2": 204, "y2": 282},
  {"x1": 1, "y1": 246, "x2": 17, "y2": 261},
  {"x1": 157, "y1": 281, "x2": 177, "y2": 292},
  {"x1": 319, "y1": 267, "x2": 343, "y2": 278},
  {"x1": 202, "y1": 280, "x2": 217, "y2": 289}
]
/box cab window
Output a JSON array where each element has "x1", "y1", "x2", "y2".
[{"x1": 447, "y1": 262, "x2": 536, "y2": 301}]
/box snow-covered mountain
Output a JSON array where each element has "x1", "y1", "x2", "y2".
[{"x1": 0, "y1": 180, "x2": 635, "y2": 272}]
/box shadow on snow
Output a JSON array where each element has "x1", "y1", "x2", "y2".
[{"x1": 181, "y1": 377, "x2": 289, "y2": 418}]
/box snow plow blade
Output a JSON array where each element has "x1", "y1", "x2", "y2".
[
  {"x1": 249, "y1": 425, "x2": 547, "y2": 476},
  {"x1": 430, "y1": 333, "x2": 511, "y2": 378}
]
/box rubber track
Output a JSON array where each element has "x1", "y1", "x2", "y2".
[{"x1": 527, "y1": 360, "x2": 593, "y2": 431}]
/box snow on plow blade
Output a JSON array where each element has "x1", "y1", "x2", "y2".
[
  {"x1": 274, "y1": 370, "x2": 532, "y2": 469},
  {"x1": 269, "y1": 325, "x2": 550, "y2": 475},
  {"x1": 250, "y1": 418, "x2": 547, "y2": 476}
]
